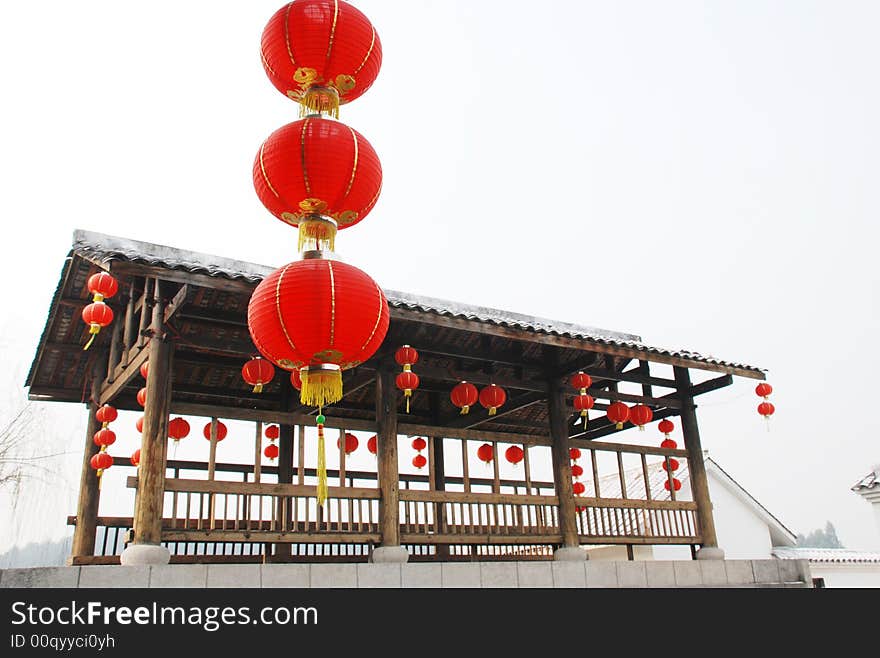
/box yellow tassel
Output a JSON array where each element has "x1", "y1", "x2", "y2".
[
  {"x1": 316, "y1": 425, "x2": 328, "y2": 507},
  {"x1": 92, "y1": 293, "x2": 104, "y2": 303},
  {"x1": 83, "y1": 325, "x2": 100, "y2": 351},
  {"x1": 299, "y1": 86, "x2": 340, "y2": 119},
  {"x1": 254, "y1": 383, "x2": 263, "y2": 394},
  {"x1": 460, "y1": 405, "x2": 469, "y2": 415},
  {"x1": 489, "y1": 407, "x2": 497, "y2": 416},
  {"x1": 616, "y1": 422, "x2": 623, "y2": 430},
  {"x1": 300, "y1": 368, "x2": 343, "y2": 407},
  {"x1": 297, "y1": 219, "x2": 337, "y2": 252},
  {"x1": 639, "y1": 425, "x2": 645, "y2": 432}
]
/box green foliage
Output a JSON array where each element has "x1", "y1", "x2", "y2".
[{"x1": 796, "y1": 521, "x2": 845, "y2": 548}]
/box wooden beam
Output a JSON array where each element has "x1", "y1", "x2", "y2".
[
  {"x1": 106, "y1": 261, "x2": 257, "y2": 296},
  {"x1": 441, "y1": 391, "x2": 545, "y2": 429},
  {"x1": 98, "y1": 344, "x2": 149, "y2": 406},
  {"x1": 375, "y1": 367, "x2": 401, "y2": 547},
  {"x1": 689, "y1": 374, "x2": 733, "y2": 397}
]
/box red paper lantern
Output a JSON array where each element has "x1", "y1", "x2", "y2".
[
  {"x1": 260, "y1": 0, "x2": 382, "y2": 115},
  {"x1": 758, "y1": 401, "x2": 775, "y2": 418},
  {"x1": 81, "y1": 302, "x2": 114, "y2": 350},
  {"x1": 569, "y1": 448, "x2": 582, "y2": 461},
  {"x1": 629, "y1": 404, "x2": 653, "y2": 431},
  {"x1": 337, "y1": 432, "x2": 359, "y2": 454},
  {"x1": 476, "y1": 443, "x2": 494, "y2": 464},
  {"x1": 203, "y1": 421, "x2": 228, "y2": 442},
  {"x1": 140, "y1": 362, "x2": 149, "y2": 379},
  {"x1": 607, "y1": 401, "x2": 630, "y2": 430},
  {"x1": 571, "y1": 463, "x2": 584, "y2": 478},
  {"x1": 87, "y1": 272, "x2": 118, "y2": 302},
  {"x1": 395, "y1": 345, "x2": 419, "y2": 367},
  {"x1": 242, "y1": 357, "x2": 276, "y2": 393},
  {"x1": 504, "y1": 445, "x2": 524, "y2": 466},
  {"x1": 290, "y1": 368, "x2": 303, "y2": 391},
  {"x1": 661, "y1": 458, "x2": 680, "y2": 472},
  {"x1": 755, "y1": 382, "x2": 773, "y2": 398},
  {"x1": 478, "y1": 384, "x2": 507, "y2": 416},
  {"x1": 248, "y1": 257, "x2": 390, "y2": 409},
  {"x1": 136, "y1": 387, "x2": 147, "y2": 408},
  {"x1": 660, "y1": 438, "x2": 677, "y2": 450},
  {"x1": 93, "y1": 428, "x2": 116, "y2": 447},
  {"x1": 411, "y1": 437, "x2": 427, "y2": 453},
  {"x1": 90, "y1": 452, "x2": 113, "y2": 472},
  {"x1": 396, "y1": 370, "x2": 420, "y2": 413},
  {"x1": 136, "y1": 416, "x2": 144, "y2": 433},
  {"x1": 367, "y1": 434, "x2": 377, "y2": 455},
  {"x1": 265, "y1": 425, "x2": 280, "y2": 441},
  {"x1": 168, "y1": 417, "x2": 191, "y2": 441},
  {"x1": 95, "y1": 405, "x2": 117, "y2": 426},
  {"x1": 658, "y1": 419, "x2": 674, "y2": 436},
  {"x1": 570, "y1": 371, "x2": 592, "y2": 391},
  {"x1": 412, "y1": 454, "x2": 427, "y2": 470},
  {"x1": 664, "y1": 478, "x2": 682, "y2": 492},
  {"x1": 573, "y1": 393, "x2": 595, "y2": 420},
  {"x1": 130, "y1": 449, "x2": 141, "y2": 467},
  {"x1": 253, "y1": 117, "x2": 382, "y2": 250},
  {"x1": 450, "y1": 381, "x2": 478, "y2": 415},
  {"x1": 264, "y1": 443, "x2": 280, "y2": 461},
  {"x1": 572, "y1": 481, "x2": 586, "y2": 496}
]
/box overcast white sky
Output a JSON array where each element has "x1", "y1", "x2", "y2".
[{"x1": 1, "y1": 1, "x2": 878, "y2": 551}]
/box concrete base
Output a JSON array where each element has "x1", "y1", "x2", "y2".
[
  {"x1": 370, "y1": 546, "x2": 410, "y2": 564},
  {"x1": 695, "y1": 546, "x2": 726, "y2": 561},
  {"x1": 553, "y1": 547, "x2": 588, "y2": 562},
  {"x1": 119, "y1": 543, "x2": 171, "y2": 566}
]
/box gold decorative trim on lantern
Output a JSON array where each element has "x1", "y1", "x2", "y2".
[
  {"x1": 300, "y1": 364, "x2": 342, "y2": 407},
  {"x1": 295, "y1": 215, "x2": 338, "y2": 252}
]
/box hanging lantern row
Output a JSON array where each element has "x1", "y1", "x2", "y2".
[
  {"x1": 570, "y1": 446, "x2": 584, "y2": 497},
  {"x1": 410, "y1": 436, "x2": 427, "y2": 470},
  {"x1": 756, "y1": 382, "x2": 775, "y2": 430},
  {"x1": 395, "y1": 346, "x2": 420, "y2": 413},
  {"x1": 657, "y1": 420, "x2": 682, "y2": 492},
  {"x1": 81, "y1": 272, "x2": 118, "y2": 351},
  {"x1": 570, "y1": 372, "x2": 594, "y2": 425},
  {"x1": 264, "y1": 424, "x2": 280, "y2": 462},
  {"x1": 450, "y1": 381, "x2": 507, "y2": 416},
  {"x1": 90, "y1": 403, "x2": 119, "y2": 481}
]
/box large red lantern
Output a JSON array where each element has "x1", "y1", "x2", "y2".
[
  {"x1": 168, "y1": 417, "x2": 191, "y2": 442},
  {"x1": 504, "y1": 445, "x2": 524, "y2": 466},
  {"x1": 450, "y1": 381, "x2": 478, "y2": 415},
  {"x1": 478, "y1": 384, "x2": 507, "y2": 416},
  {"x1": 95, "y1": 405, "x2": 117, "y2": 427},
  {"x1": 476, "y1": 443, "x2": 494, "y2": 464},
  {"x1": 87, "y1": 272, "x2": 118, "y2": 302},
  {"x1": 265, "y1": 425, "x2": 280, "y2": 441},
  {"x1": 629, "y1": 404, "x2": 653, "y2": 431},
  {"x1": 260, "y1": 0, "x2": 382, "y2": 116},
  {"x1": 93, "y1": 428, "x2": 116, "y2": 447},
  {"x1": 253, "y1": 117, "x2": 382, "y2": 250},
  {"x1": 607, "y1": 401, "x2": 630, "y2": 430},
  {"x1": 572, "y1": 481, "x2": 586, "y2": 496},
  {"x1": 264, "y1": 443, "x2": 280, "y2": 461},
  {"x1": 81, "y1": 302, "x2": 114, "y2": 351},
  {"x1": 395, "y1": 370, "x2": 420, "y2": 413},
  {"x1": 248, "y1": 257, "x2": 389, "y2": 409},
  {"x1": 395, "y1": 345, "x2": 419, "y2": 368},
  {"x1": 203, "y1": 421, "x2": 228, "y2": 442},
  {"x1": 130, "y1": 449, "x2": 141, "y2": 467},
  {"x1": 367, "y1": 434, "x2": 377, "y2": 455},
  {"x1": 412, "y1": 454, "x2": 427, "y2": 470},
  {"x1": 337, "y1": 432, "x2": 359, "y2": 455},
  {"x1": 242, "y1": 357, "x2": 276, "y2": 393}
]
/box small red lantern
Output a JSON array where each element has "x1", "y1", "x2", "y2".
[
  {"x1": 660, "y1": 438, "x2": 677, "y2": 450},
  {"x1": 130, "y1": 449, "x2": 141, "y2": 467},
  {"x1": 337, "y1": 432, "x2": 359, "y2": 455},
  {"x1": 504, "y1": 445, "x2": 524, "y2": 466},
  {"x1": 478, "y1": 384, "x2": 507, "y2": 416},
  {"x1": 629, "y1": 404, "x2": 653, "y2": 431},
  {"x1": 95, "y1": 405, "x2": 117, "y2": 427},
  {"x1": 367, "y1": 434, "x2": 377, "y2": 455},
  {"x1": 411, "y1": 437, "x2": 427, "y2": 453},
  {"x1": 758, "y1": 401, "x2": 775, "y2": 418},
  {"x1": 412, "y1": 454, "x2": 427, "y2": 470},
  {"x1": 396, "y1": 370, "x2": 420, "y2": 413},
  {"x1": 658, "y1": 419, "x2": 674, "y2": 437},
  {"x1": 569, "y1": 447, "x2": 582, "y2": 461},
  {"x1": 573, "y1": 393, "x2": 595, "y2": 421},
  {"x1": 140, "y1": 362, "x2": 149, "y2": 379},
  {"x1": 607, "y1": 401, "x2": 630, "y2": 430},
  {"x1": 90, "y1": 451, "x2": 113, "y2": 473},
  {"x1": 570, "y1": 371, "x2": 592, "y2": 391},
  {"x1": 265, "y1": 425, "x2": 280, "y2": 441},
  {"x1": 136, "y1": 387, "x2": 147, "y2": 407},
  {"x1": 476, "y1": 443, "x2": 494, "y2": 464},
  {"x1": 572, "y1": 481, "x2": 586, "y2": 496},
  {"x1": 87, "y1": 272, "x2": 118, "y2": 302},
  {"x1": 242, "y1": 357, "x2": 276, "y2": 393},
  {"x1": 395, "y1": 345, "x2": 419, "y2": 368},
  {"x1": 664, "y1": 478, "x2": 682, "y2": 492},
  {"x1": 571, "y1": 463, "x2": 584, "y2": 478},
  {"x1": 450, "y1": 381, "x2": 478, "y2": 415},
  {"x1": 661, "y1": 458, "x2": 680, "y2": 472},
  {"x1": 755, "y1": 383, "x2": 773, "y2": 399},
  {"x1": 93, "y1": 428, "x2": 116, "y2": 447},
  {"x1": 260, "y1": 0, "x2": 383, "y2": 116},
  {"x1": 203, "y1": 421, "x2": 228, "y2": 442},
  {"x1": 136, "y1": 416, "x2": 144, "y2": 433},
  {"x1": 81, "y1": 302, "x2": 114, "y2": 351},
  {"x1": 264, "y1": 443, "x2": 280, "y2": 461},
  {"x1": 168, "y1": 417, "x2": 191, "y2": 442},
  {"x1": 290, "y1": 369, "x2": 302, "y2": 391}
]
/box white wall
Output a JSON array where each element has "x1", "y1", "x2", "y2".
[
  {"x1": 810, "y1": 564, "x2": 880, "y2": 588},
  {"x1": 705, "y1": 468, "x2": 776, "y2": 559}
]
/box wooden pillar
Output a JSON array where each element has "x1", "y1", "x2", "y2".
[
  {"x1": 130, "y1": 280, "x2": 173, "y2": 549},
  {"x1": 430, "y1": 436, "x2": 449, "y2": 560},
  {"x1": 69, "y1": 353, "x2": 109, "y2": 562},
  {"x1": 547, "y1": 379, "x2": 581, "y2": 554},
  {"x1": 375, "y1": 367, "x2": 402, "y2": 549},
  {"x1": 673, "y1": 366, "x2": 722, "y2": 558},
  {"x1": 273, "y1": 375, "x2": 296, "y2": 561},
  {"x1": 121, "y1": 280, "x2": 137, "y2": 364}
]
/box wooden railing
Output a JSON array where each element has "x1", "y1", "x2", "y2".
[{"x1": 574, "y1": 498, "x2": 700, "y2": 544}]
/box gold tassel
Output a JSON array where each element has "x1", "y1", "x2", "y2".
[
  {"x1": 460, "y1": 405, "x2": 469, "y2": 415},
  {"x1": 297, "y1": 218, "x2": 337, "y2": 252},
  {"x1": 616, "y1": 422, "x2": 623, "y2": 430},
  {"x1": 83, "y1": 324, "x2": 100, "y2": 351},
  {"x1": 253, "y1": 383, "x2": 263, "y2": 394},
  {"x1": 300, "y1": 367, "x2": 343, "y2": 407},
  {"x1": 405, "y1": 390, "x2": 411, "y2": 414},
  {"x1": 489, "y1": 407, "x2": 497, "y2": 416},
  {"x1": 299, "y1": 86, "x2": 340, "y2": 119},
  {"x1": 316, "y1": 421, "x2": 328, "y2": 507}
]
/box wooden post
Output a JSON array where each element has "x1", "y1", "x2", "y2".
[
  {"x1": 136, "y1": 278, "x2": 152, "y2": 349},
  {"x1": 126, "y1": 279, "x2": 173, "y2": 561},
  {"x1": 274, "y1": 376, "x2": 296, "y2": 561},
  {"x1": 106, "y1": 317, "x2": 123, "y2": 384},
  {"x1": 430, "y1": 436, "x2": 449, "y2": 560},
  {"x1": 375, "y1": 366, "x2": 405, "y2": 561},
  {"x1": 121, "y1": 280, "x2": 137, "y2": 364},
  {"x1": 548, "y1": 378, "x2": 582, "y2": 557},
  {"x1": 674, "y1": 366, "x2": 722, "y2": 559},
  {"x1": 69, "y1": 353, "x2": 109, "y2": 562},
  {"x1": 253, "y1": 421, "x2": 262, "y2": 484},
  {"x1": 207, "y1": 417, "x2": 219, "y2": 480}
]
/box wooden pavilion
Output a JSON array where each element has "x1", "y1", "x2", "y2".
[{"x1": 26, "y1": 229, "x2": 766, "y2": 565}]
